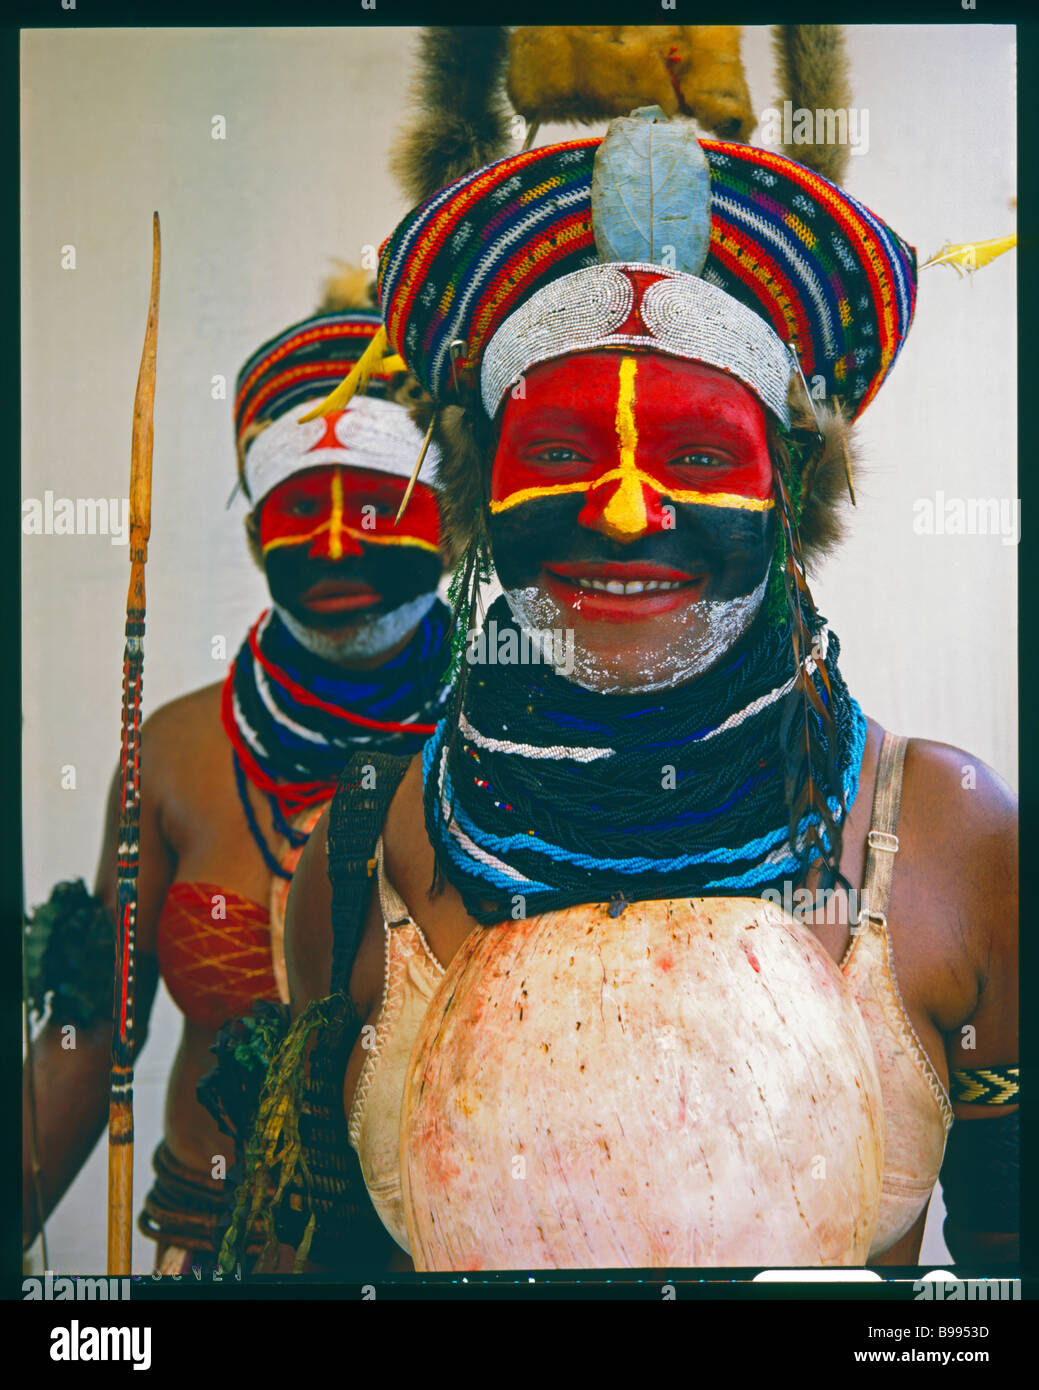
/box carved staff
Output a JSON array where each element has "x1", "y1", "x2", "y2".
[{"x1": 108, "y1": 212, "x2": 160, "y2": 1275}]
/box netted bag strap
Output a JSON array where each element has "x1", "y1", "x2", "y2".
[
  {"x1": 218, "y1": 991, "x2": 393, "y2": 1272},
  {"x1": 291, "y1": 1001, "x2": 396, "y2": 1269},
  {"x1": 327, "y1": 750, "x2": 412, "y2": 995}
]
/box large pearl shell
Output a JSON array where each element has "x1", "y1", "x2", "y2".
[{"x1": 400, "y1": 898, "x2": 883, "y2": 1269}]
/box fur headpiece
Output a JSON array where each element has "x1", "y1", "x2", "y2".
[
  {"x1": 507, "y1": 25, "x2": 754, "y2": 141},
  {"x1": 770, "y1": 26, "x2": 853, "y2": 185},
  {"x1": 389, "y1": 28, "x2": 513, "y2": 206}
]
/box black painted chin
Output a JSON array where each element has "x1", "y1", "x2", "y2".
[
  {"x1": 488, "y1": 495, "x2": 775, "y2": 602},
  {"x1": 264, "y1": 547, "x2": 442, "y2": 632}
]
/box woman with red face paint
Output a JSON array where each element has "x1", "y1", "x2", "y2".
[
  {"x1": 22, "y1": 299, "x2": 454, "y2": 1275},
  {"x1": 262, "y1": 113, "x2": 1017, "y2": 1273}
]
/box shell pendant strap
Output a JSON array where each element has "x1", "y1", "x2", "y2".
[{"x1": 108, "y1": 213, "x2": 160, "y2": 1275}]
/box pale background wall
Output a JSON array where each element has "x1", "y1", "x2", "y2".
[{"x1": 21, "y1": 25, "x2": 1016, "y2": 1275}]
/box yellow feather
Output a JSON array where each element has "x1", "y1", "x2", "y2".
[
  {"x1": 297, "y1": 325, "x2": 388, "y2": 421},
  {"x1": 920, "y1": 234, "x2": 1017, "y2": 276}
]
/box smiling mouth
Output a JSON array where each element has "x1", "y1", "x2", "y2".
[
  {"x1": 570, "y1": 576, "x2": 688, "y2": 595},
  {"x1": 542, "y1": 563, "x2": 708, "y2": 620}
]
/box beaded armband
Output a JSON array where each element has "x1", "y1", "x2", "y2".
[
  {"x1": 24, "y1": 880, "x2": 114, "y2": 1030},
  {"x1": 950, "y1": 1065, "x2": 1019, "y2": 1106}
]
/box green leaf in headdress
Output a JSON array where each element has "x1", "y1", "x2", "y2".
[{"x1": 591, "y1": 107, "x2": 712, "y2": 274}]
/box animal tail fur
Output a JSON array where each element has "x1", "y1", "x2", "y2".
[
  {"x1": 390, "y1": 27, "x2": 513, "y2": 206},
  {"x1": 770, "y1": 25, "x2": 852, "y2": 186}
]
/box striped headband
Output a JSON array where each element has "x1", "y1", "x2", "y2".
[
  {"x1": 377, "y1": 130, "x2": 917, "y2": 422},
  {"x1": 234, "y1": 310, "x2": 438, "y2": 502}
]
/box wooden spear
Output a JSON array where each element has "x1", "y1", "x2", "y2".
[{"x1": 107, "y1": 212, "x2": 160, "y2": 1275}]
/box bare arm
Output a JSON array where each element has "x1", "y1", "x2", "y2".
[
  {"x1": 923, "y1": 748, "x2": 1019, "y2": 1263},
  {"x1": 284, "y1": 805, "x2": 333, "y2": 1018},
  {"x1": 22, "y1": 719, "x2": 174, "y2": 1246}
]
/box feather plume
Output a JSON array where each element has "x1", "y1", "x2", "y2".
[
  {"x1": 770, "y1": 25, "x2": 852, "y2": 186},
  {"x1": 315, "y1": 261, "x2": 377, "y2": 314},
  {"x1": 920, "y1": 235, "x2": 1017, "y2": 276},
  {"x1": 296, "y1": 326, "x2": 389, "y2": 421},
  {"x1": 772, "y1": 457, "x2": 846, "y2": 883},
  {"x1": 767, "y1": 391, "x2": 858, "y2": 567},
  {"x1": 390, "y1": 27, "x2": 512, "y2": 205}
]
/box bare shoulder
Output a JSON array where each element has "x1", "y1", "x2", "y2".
[
  {"x1": 381, "y1": 752, "x2": 481, "y2": 971},
  {"x1": 903, "y1": 737, "x2": 1016, "y2": 837},
  {"x1": 137, "y1": 680, "x2": 226, "y2": 783},
  {"x1": 380, "y1": 753, "x2": 449, "y2": 921},
  {"x1": 382, "y1": 754, "x2": 426, "y2": 876},
  {"x1": 895, "y1": 735, "x2": 1017, "y2": 1020},
  {"x1": 140, "y1": 679, "x2": 224, "y2": 747},
  {"x1": 901, "y1": 737, "x2": 1017, "y2": 900},
  {"x1": 285, "y1": 804, "x2": 333, "y2": 1018},
  {"x1": 95, "y1": 683, "x2": 226, "y2": 918}
]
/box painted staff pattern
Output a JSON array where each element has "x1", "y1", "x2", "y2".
[{"x1": 108, "y1": 213, "x2": 159, "y2": 1275}]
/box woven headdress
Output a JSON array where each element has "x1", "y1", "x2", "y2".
[
  {"x1": 381, "y1": 125, "x2": 915, "y2": 416},
  {"x1": 234, "y1": 307, "x2": 439, "y2": 507},
  {"x1": 370, "y1": 112, "x2": 916, "y2": 559}
]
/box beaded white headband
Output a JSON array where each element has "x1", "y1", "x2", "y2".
[
  {"x1": 243, "y1": 394, "x2": 442, "y2": 504},
  {"x1": 480, "y1": 263, "x2": 793, "y2": 426}
]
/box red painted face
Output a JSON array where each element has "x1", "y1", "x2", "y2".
[
  {"x1": 492, "y1": 352, "x2": 773, "y2": 539},
  {"x1": 488, "y1": 351, "x2": 776, "y2": 691},
  {"x1": 258, "y1": 464, "x2": 440, "y2": 560},
  {"x1": 257, "y1": 464, "x2": 443, "y2": 632}
]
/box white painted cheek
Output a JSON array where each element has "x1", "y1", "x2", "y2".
[
  {"x1": 642, "y1": 573, "x2": 769, "y2": 690},
  {"x1": 274, "y1": 591, "x2": 438, "y2": 665},
  {"x1": 502, "y1": 572, "x2": 769, "y2": 694}
]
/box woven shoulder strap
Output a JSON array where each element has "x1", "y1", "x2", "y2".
[
  {"x1": 860, "y1": 731, "x2": 909, "y2": 928},
  {"x1": 327, "y1": 750, "x2": 412, "y2": 995}
]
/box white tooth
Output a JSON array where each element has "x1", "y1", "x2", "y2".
[
  {"x1": 624, "y1": 581, "x2": 645, "y2": 595},
  {"x1": 605, "y1": 581, "x2": 626, "y2": 594},
  {"x1": 591, "y1": 580, "x2": 608, "y2": 591}
]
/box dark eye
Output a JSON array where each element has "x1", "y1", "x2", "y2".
[
  {"x1": 535, "y1": 446, "x2": 586, "y2": 464},
  {"x1": 672, "y1": 452, "x2": 726, "y2": 470},
  {"x1": 288, "y1": 496, "x2": 323, "y2": 517}
]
